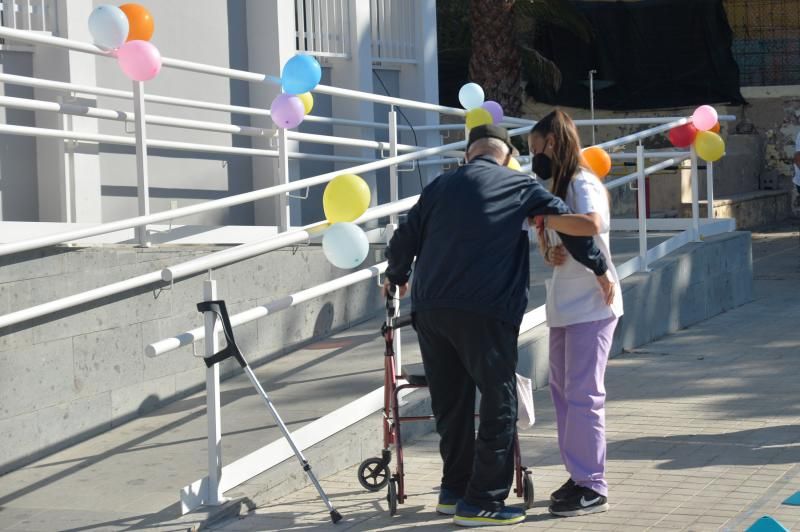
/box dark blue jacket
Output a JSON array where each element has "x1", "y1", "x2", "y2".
[{"x1": 385, "y1": 156, "x2": 608, "y2": 326}]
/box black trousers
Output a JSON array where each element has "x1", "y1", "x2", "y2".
[{"x1": 413, "y1": 308, "x2": 519, "y2": 511}]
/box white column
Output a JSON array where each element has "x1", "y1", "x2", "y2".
[
  {"x1": 330, "y1": 0, "x2": 377, "y2": 207},
  {"x1": 690, "y1": 146, "x2": 701, "y2": 241},
  {"x1": 246, "y1": 0, "x2": 298, "y2": 227},
  {"x1": 33, "y1": 0, "x2": 102, "y2": 223},
  {"x1": 203, "y1": 279, "x2": 224, "y2": 506},
  {"x1": 636, "y1": 144, "x2": 649, "y2": 272}
]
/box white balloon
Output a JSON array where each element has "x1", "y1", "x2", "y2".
[{"x1": 322, "y1": 222, "x2": 369, "y2": 269}]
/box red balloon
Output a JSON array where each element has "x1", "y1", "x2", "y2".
[{"x1": 668, "y1": 123, "x2": 698, "y2": 148}]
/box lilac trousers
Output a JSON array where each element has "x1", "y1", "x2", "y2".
[{"x1": 549, "y1": 316, "x2": 618, "y2": 497}]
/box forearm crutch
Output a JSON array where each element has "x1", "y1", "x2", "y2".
[{"x1": 196, "y1": 300, "x2": 342, "y2": 524}]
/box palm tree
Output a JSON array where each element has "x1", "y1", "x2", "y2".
[
  {"x1": 460, "y1": 0, "x2": 593, "y2": 116},
  {"x1": 468, "y1": 0, "x2": 522, "y2": 115}
]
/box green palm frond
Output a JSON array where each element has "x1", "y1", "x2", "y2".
[{"x1": 513, "y1": 0, "x2": 594, "y2": 44}]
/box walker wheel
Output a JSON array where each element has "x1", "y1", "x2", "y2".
[
  {"x1": 357, "y1": 457, "x2": 389, "y2": 492},
  {"x1": 523, "y1": 468, "x2": 535, "y2": 509},
  {"x1": 387, "y1": 477, "x2": 399, "y2": 516}
]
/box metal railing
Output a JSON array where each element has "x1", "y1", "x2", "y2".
[
  {"x1": 0, "y1": 0, "x2": 53, "y2": 33},
  {"x1": 371, "y1": 0, "x2": 416, "y2": 63},
  {"x1": 0, "y1": 23, "x2": 738, "y2": 517},
  {"x1": 296, "y1": 0, "x2": 351, "y2": 59}
]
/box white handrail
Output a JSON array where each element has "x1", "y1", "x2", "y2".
[
  {"x1": 0, "y1": 95, "x2": 270, "y2": 137},
  {"x1": 0, "y1": 125, "x2": 529, "y2": 257},
  {"x1": 147, "y1": 262, "x2": 389, "y2": 357},
  {"x1": 605, "y1": 157, "x2": 690, "y2": 191},
  {"x1": 0, "y1": 26, "x2": 466, "y2": 117},
  {"x1": 0, "y1": 72, "x2": 413, "y2": 131},
  {"x1": 0, "y1": 196, "x2": 417, "y2": 330},
  {"x1": 0, "y1": 95, "x2": 464, "y2": 157}
]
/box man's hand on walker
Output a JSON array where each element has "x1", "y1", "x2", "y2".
[
  {"x1": 596, "y1": 270, "x2": 615, "y2": 306},
  {"x1": 382, "y1": 279, "x2": 408, "y2": 298}
]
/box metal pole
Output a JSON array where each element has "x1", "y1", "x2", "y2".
[
  {"x1": 57, "y1": 94, "x2": 73, "y2": 224},
  {"x1": 636, "y1": 143, "x2": 648, "y2": 272},
  {"x1": 277, "y1": 127, "x2": 291, "y2": 232},
  {"x1": 388, "y1": 107, "x2": 399, "y2": 227},
  {"x1": 132, "y1": 81, "x2": 151, "y2": 247},
  {"x1": 589, "y1": 69, "x2": 597, "y2": 145},
  {"x1": 203, "y1": 279, "x2": 225, "y2": 506},
  {"x1": 706, "y1": 161, "x2": 715, "y2": 220},
  {"x1": 690, "y1": 146, "x2": 701, "y2": 241}
]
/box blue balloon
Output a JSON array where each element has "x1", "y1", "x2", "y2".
[
  {"x1": 88, "y1": 5, "x2": 130, "y2": 51},
  {"x1": 281, "y1": 54, "x2": 322, "y2": 95},
  {"x1": 322, "y1": 222, "x2": 369, "y2": 270},
  {"x1": 459, "y1": 82, "x2": 485, "y2": 110}
]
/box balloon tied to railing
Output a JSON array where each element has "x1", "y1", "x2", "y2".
[
  {"x1": 271, "y1": 54, "x2": 322, "y2": 129},
  {"x1": 668, "y1": 105, "x2": 725, "y2": 162},
  {"x1": 89, "y1": 4, "x2": 161, "y2": 82},
  {"x1": 321, "y1": 174, "x2": 371, "y2": 270}
]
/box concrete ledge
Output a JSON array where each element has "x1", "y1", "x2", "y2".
[
  {"x1": 518, "y1": 231, "x2": 753, "y2": 389},
  {"x1": 681, "y1": 190, "x2": 791, "y2": 229}
]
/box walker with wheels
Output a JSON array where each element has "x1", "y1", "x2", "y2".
[{"x1": 355, "y1": 286, "x2": 534, "y2": 516}]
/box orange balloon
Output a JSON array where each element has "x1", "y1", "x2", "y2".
[
  {"x1": 710, "y1": 122, "x2": 721, "y2": 133},
  {"x1": 120, "y1": 4, "x2": 154, "y2": 42},
  {"x1": 581, "y1": 146, "x2": 612, "y2": 179}
]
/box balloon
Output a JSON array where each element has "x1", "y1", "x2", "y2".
[
  {"x1": 668, "y1": 123, "x2": 698, "y2": 148},
  {"x1": 465, "y1": 107, "x2": 493, "y2": 130},
  {"x1": 694, "y1": 131, "x2": 725, "y2": 162},
  {"x1": 507, "y1": 157, "x2": 522, "y2": 171},
  {"x1": 119, "y1": 3, "x2": 154, "y2": 42},
  {"x1": 117, "y1": 40, "x2": 162, "y2": 81},
  {"x1": 88, "y1": 5, "x2": 129, "y2": 50},
  {"x1": 282, "y1": 54, "x2": 322, "y2": 95},
  {"x1": 710, "y1": 122, "x2": 721, "y2": 134},
  {"x1": 270, "y1": 94, "x2": 305, "y2": 129},
  {"x1": 298, "y1": 92, "x2": 314, "y2": 115},
  {"x1": 482, "y1": 100, "x2": 504, "y2": 124},
  {"x1": 582, "y1": 146, "x2": 612, "y2": 179},
  {"x1": 692, "y1": 105, "x2": 718, "y2": 132},
  {"x1": 322, "y1": 222, "x2": 370, "y2": 270},
  {"x1": 323, "y1": 174, "x2": 371, "y2": 223},
  {"x1": 458, "y1": 83, "x2": 484, "y2": 110}
]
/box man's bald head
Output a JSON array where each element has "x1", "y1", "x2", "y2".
[{"x1": 466, "y1": 137, "x2": 512, "y2": 165}]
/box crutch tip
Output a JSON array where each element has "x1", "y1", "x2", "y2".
[{"x1": 330, "y1": 509, "x2": 343, "y2": 524}]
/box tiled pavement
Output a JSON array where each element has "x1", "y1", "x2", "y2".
[{"x1": 211, "y1": 224, "x2": 800, "y2": 532}]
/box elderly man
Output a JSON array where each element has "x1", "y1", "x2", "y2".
[{"x1": 384, "y1": 125, "x2": 613, "y2": 527}]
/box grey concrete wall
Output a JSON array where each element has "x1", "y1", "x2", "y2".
[
  {"x1": 517, "y1": 231, "x2": 753, "y2": 390},
  {"x1": 0, "y1": 50, "x2": 39, "y2": 222},
  {"x1": 0, "y1": 244, "x2": 384, "y2": 474}
]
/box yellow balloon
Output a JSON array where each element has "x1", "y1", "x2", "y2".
[
  {"x1": 507, "y1": 157, "x2": 522, "y2": 171},
  {"x1": 694, "y1": 131, "x2": 725, "y2": 162},
  {"x1": 323, "y1": 174, "x2": 371, "y2": 223},
  {"x1": 298, "y1": 92, "x2": 314, "y2": 115},
  {"x1": 465, "y1": 107, "x2": 493, "y2": 130}
]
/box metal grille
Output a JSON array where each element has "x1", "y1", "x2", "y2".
[
  {"x1": 295, "y1": 0, "x2": 351, "y2": 59},
  {"x1": 724, "y1": 0, "x2": 800, "y2": 86},
  {"x1": 0, "y1": 1, "x2": 55, "y2": 33}
]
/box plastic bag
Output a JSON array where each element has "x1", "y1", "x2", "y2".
[{"x1": 516, "y1": 373, "x2": 535, "y2": 430}]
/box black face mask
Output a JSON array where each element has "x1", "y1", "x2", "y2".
[{"x1": 531, "y1": 153, "x2": 552, "y2": 180}]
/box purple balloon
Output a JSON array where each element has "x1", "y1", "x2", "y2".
[
  {"x1": 270, "y1": 94, "x2": 305, "y2": 129},
  {"x1": 482, "y1": 100, "x2": 504, "y2": 125}
]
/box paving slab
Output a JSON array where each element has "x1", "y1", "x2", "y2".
[{"x1": 210, "y1": 221, "x2": 800, "y2": 532}]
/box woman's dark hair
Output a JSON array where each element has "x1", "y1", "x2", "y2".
[{"x1": 529, "y1": 109, "x2": 584, "y2": 200}]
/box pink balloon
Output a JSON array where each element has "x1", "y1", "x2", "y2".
[
  {"x1": 271, "y1": 93, "x2": 305, "y2": 129},
  {"x1": 117, "y1": 40, "x2": 161, "y2": 82},
  {"x1": 481, "y1": 100, "x2": 504, "y2": 124},
  {"x1": 692, "y1": 105, "x2": 718, "y2": 132}
]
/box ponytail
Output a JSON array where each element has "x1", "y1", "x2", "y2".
[{"x1": 529, "y1": 109, "x2": 584, "y2": 200}]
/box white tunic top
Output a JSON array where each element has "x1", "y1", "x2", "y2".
[{"x1": 544, "y1": 170, "x2": 624, "y2": 328}]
